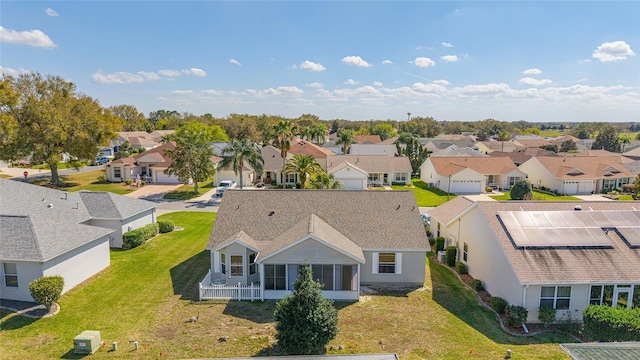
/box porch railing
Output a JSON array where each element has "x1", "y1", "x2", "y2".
[{"x1": 198, "y1": 270, "x2": 263, "y2": 301}]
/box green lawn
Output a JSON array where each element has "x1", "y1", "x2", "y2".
[
  {"x1": 163, "y1": 181, "x2": 214, "y2": 200},
  {"x1": 32, "y1": 169, "x2": 135, "y2": 195},
  {"x1": 491, "y1": 190, "x2": 582, "y2": 201},
  {"x1": 0, "y1": 212, "x2": 575, "y2": 359},
  {"x1": 392, "y1": 179, "x2": 456, "y2": 207}
]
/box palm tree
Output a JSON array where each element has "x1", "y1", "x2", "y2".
[
  {"x1": 620, "y1": 135, "x2": 631, "y2": 153},
  {"x1": 284, "y1": 154, "x2": 323, "y2": 189},
  {"x1": 271, "y1": 120, "x2": 298, "y2": 183},
  {"x1": 300, "y1": 126, "x2": 313, "y2": 142},
  {"x1": 497, "y1": 130, "x2": 510, "y2": 152},
  {"x1": 307, "y1": 172, "x2": 343, "y2": 190},
  {"x1": 218, "y1": 139, "x2": 264, "y2": 189},
  {"x1": 335, "y1": 129, "x2": 355, "y2": 155},
  {"x1": 311, "y1": 124, "x2": 327, "y2": 144}
]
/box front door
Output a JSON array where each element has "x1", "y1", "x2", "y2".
[{"x1": 614, "y1": 285, "x2": 632, "y2": 308}]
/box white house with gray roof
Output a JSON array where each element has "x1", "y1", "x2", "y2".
[
  {"x1": 204, "y1": 190, "x2": 429, "y2": 301},
  {"x1": 430, "y1": 198, "x2": 640, "y2": 323},
  {"x1": 0, "y1": 179, "x2": 157, "y2": 302}
]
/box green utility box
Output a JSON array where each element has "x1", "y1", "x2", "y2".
[{"x1": 73, "y1": 330, "x2": 101, "y2": 354}]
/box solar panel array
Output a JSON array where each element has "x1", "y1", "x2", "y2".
[{"x1": 497, "y1": 210, "x2": 640, "y2": 249}]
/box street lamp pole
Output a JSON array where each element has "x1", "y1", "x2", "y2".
[{"x1": 407, "y1": 112, "x2": 411, "y2": 121}]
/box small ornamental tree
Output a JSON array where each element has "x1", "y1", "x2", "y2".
[
  {"x1": 29, "y1": 275, "x2": 64, "y2": 311},
  {"x1": 510, "y1": 179, "x2": 532, "y2": 200},
  {"x1": 274, "y1": 263, "x2": 338, "y2": 355}
]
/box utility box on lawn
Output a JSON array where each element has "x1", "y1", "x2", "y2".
[{"x1": 74, "y1": 330, "x2": 101, "y2": 354}]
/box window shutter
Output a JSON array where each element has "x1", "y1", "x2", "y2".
[
  {"x1": 214, "y1": 251, "x2": 221, "y2": 273},
  {"x1": 372, "y1": 252, "x2": 379, "y2": 274},
  {"x1": 395, "y1": 253, "x2": 402, "y2": 274}
]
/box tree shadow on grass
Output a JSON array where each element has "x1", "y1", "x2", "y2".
[
  {"x1": 429, "y1": 259, "x2": 578, "y2": 346},
  {"x1": 0, "y1": 310, "x2": 38, "y2": 330},
  {"x1": 169, "y1": 249, "x2": 211, "y2": 301}
]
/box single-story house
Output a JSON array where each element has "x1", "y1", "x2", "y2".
[
  {"x1": 490, "y1": 148, "x2": 558, "y2": 167},
  {"x1": 354, "y1": 135, "x2": 382, "y2": 144},
  {"x1": 0, "y1": 179, "x2": 157, "y2": 302},
  {"x1": 106, "y1": 142, "x2": 183, "y2": 184},
  {"x1": 420, "y1": 157, "x2": 527, "y2": 193},
  {"x1": 349, "y1": 144, "x2": 398, "y2": 156},
  {"x1": 213, "y1": 155, "x2": 256, "y2": 188},
  {"x1": 258, "y1": 145, "x2": 294, "y2": 186},
  {"x1": 289, "y1": 139, "x2": 334, "y2": 169},
  {"x1": 474, "y1": 140, "x2": 523, "y2": 154},
  {"x1": 326, "y1": 155, "x2": 412, "y2": 188},
  {"x1": 429, "y1": 198, "x2": 640, "y2": 323},
  {"x1": 204, "y1": 190, "x2": 429, "y2": 301},
  {"x1": 519, "y1": 156, "x2": 635, "y2": 194}
]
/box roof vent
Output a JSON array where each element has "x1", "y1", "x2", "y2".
[
  {"x1": 47, "y1": 204, "x2": 53, "y2": 208},
  {"x1": 268, "y1": 210, "x2": 275, "y2": 216},
  {"x1": 64, "y1": 192, "x2": 68, "y2": 200},
  {"x1": 574, "y1": 205, "x2": 582, "y2": 211},
  {"x1": 396, "y1": 205, "x2": 401, "y2": 210}
]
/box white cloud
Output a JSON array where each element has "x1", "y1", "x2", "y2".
[
  {"x1": 441, "y1": 55, "x2": 458, "y2": 63},
  {"x1": 413, "y1": 57, "x2": 436, "y2": 68},
  {"x1": 0, "y1": 66, "x2": 29, "y2": 77},
  {"x1": 158, "y1": 69, "x2": 181, "y2": 77},
  {"x1": 433, "y1": 79, "x2": 450, "y2": 86},
  {"x1": 300, "y1": 60, "x2": 326, "y2": 72},
  {"x1": 0, "y1": 26, "x2": 56, "y2": 48},
  {"x1": 593, "y1": 41, "x2": 636, "y2": 62},
  {"x1": 184, "y1": 68, "x2": 206, "y2": 76},
  {"x1": 92, "y1": 71, "x2": 148, "y2": 84},
  {"x1": 381, "y1": 60, "x2": 393, "y2": 65},
  {"x1": 171, "y1": 90, "x2": 194, "y2": 95},
  {"x1": 202, "y1": 89, "x2": 225, "y2": 95},
  {"x1": 373, "y1": 81, "x2": 383, "y2": 87},
  {"x1": 345, "y1": 79, "x2": 359, "y2": 85},
  {"x1": 413, "y1": 82, "x2": 447, "y2": 93},
  {"x1": 45, "y1": 8, "x2": 59, "y2": 17},
  {"x1": 341, "y1": 56, "x2": 372, "y2": 68},
  {"x1": 441, "y1": 42, "x2": 453, "y2": 48},
  {"x1": 229, "y1": 58, "x2": 241, "y2": 66},
  {"x1": 137, "y1": 71, "x2": 160, "y2": 81},
  {"x1": 522, "y1": 68, "x2": 543, "y2": 75},
  {"x1": 518, "y1": 77, "x2": 553, "y2": 86},
  {"x1": 305, "y1": 82, "x2": 324, "y2": 89},
  {"x1": 258, "y1": 86, "x2": 304, "y2": 97}
]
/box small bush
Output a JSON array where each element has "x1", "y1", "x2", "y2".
[
  {"x1": 485, "y1": 186, "x2": 493, "y2": 192},
  {"x1": 158, "y1": 220, "x2": 174, "y2": 233},
  {"x1": 428, "y1": 237, "x2": 435, "y2": 246},
  {"x1": 490, "y1": 297, "x2": 508, "y2": 314},
  {"x1": 435, "y1": 237, "x2": 445, "y2": 252},
  {"x1": 141, "y1": 180, "x2": 146, "y2": 186},
  {"x1": 123, "y1": 223, "x2": 159, "y2": 249},
  {"x1": 455, "y1": 261, "x2": 467, "y2": 274},
  {"x1": 125, "y1": 178, "x2": 132, "y2": 185},
  {"x1": 471, "y1": 279, "x2": 484, "y2": 291},
  {"x1": 29, "y1": 276, "x2": 64, "y2": 311},
  {"x1": 505, "y1": 305, "x2": 528, "y2": 327},
  {"x1": 538, "y1": 306, "x2": 557, "y2": 328},
  {"x1": 583, "y1": 305, "x2": 640, "y2": 341},
  {"x1": 445, "y1": 246, "x2": 457, "y2": 267}
]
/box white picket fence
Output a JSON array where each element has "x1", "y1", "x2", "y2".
[{"x1": 198, "y1": 270, "x2": 263, "y2": 301}]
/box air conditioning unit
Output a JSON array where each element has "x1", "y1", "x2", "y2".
[
  {"x1": 437, "y1": 251, "x2": 446, "y2": 263},
  {"x1": 74, "y1": 330, "x2": 101, "y2": 354}
]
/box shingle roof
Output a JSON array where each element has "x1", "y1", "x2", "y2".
[
  {"x1": 260, "y1": 145, "x2": 291, "y2": 171},
  {"x1": 530, "y1": 156, "x2": 634, "y2": 179},
  {"x1": 326, "y1": 155, "x2": 412, "y2": 173},
  {"x1": 355, "y1": 135, "x2": 382, "y2": 144},
  {"x1": 208, "y1": 190, "x2": 429, "y2": 252},
  {"x1": 79, "y1": 191, "x2": 157, "y2": 219},
  {"x1": 432, "y1": 199, "x2": 640, "y2": 284},
  {"x1": 289, "y1": 140, "x2": 334, "y2": 158},
  {"x1": 428, "y1": 196, "x2": 475, "y2": 226},
  {"x1": 514, "y1": 139, "x2": 552, "y2": 148},
  {"x1": 561, "y1": 342, "x2": 640, "y2": 360},
  {"x1": 133, "y1": 142, "x2": 176, "y2": 168},
  {"x1": 428, "y1": 157, "x2": 519, "y2": 176},
  {"x1": 431, "y1": 146, "x2": 489, "y2": 157}
]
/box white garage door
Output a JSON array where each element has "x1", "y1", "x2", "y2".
[
  {"x1": 451, "y1": 180, "x2": 482, "y2": 194},
  {"x1": 564, "y1": 181, "x2": 578, "y2": 194},
  {"x1": 155, "y1": 169, "x2": 179, "y2": 183},
  {"x1": 577, "y1": 181, "x2": 594, "y2": 194},
  {"x1": 341, "y1": 179, "x2": 366, "y2": 190}
]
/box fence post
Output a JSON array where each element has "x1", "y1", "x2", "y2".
[
  {"x1": 198, "y1": 282, "x2": 202, "y2": 301},
  {"x1": 250, "y1": 282, "x2": 254, "y2": 302},
  {"x1": 238, "y1": 282, "x2": 241, "y2": 301}
]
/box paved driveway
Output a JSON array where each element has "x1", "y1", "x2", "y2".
[{"x1": 125, "y1": 184, "x2": 182, "y2": 200}]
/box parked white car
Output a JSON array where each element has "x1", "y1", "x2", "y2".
[{"x1": 216, "y1": 180, "x2": 237, "y2": 196}]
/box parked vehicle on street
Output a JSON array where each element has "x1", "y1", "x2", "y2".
[
  {"x1": 95, "y1": 156, "x2": 110, "y2": 165},
  {"x1": 216, "y1": 180, "x2": 237, "y2": 196}
]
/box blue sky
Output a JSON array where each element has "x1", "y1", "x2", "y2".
[{"x1": 1, "y1": 1, "x2": 639, "y2": 122}]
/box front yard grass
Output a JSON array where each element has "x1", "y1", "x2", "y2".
[
  {"x1": 163, "y1": 181, "x2": 214, "y2": 200},
  {"x1": 392, "y1": 179, "x2": 456, "y2": 207},
  {"x1": 31, "y1": 169, "x2": 135, "y2": 195},
  {"x1": 0, "y1": 212, "x2": 574, "y2": 359},
  {"x1": 491, "y1": 189, "x2": 582, "y2": 201}
]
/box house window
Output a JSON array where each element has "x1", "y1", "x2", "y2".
[
  {"x1": 437, "y1": 223, "x2": 441, "y2": 237},
  {"x1": 264, "y1": 264, "x2": 286, "y2": 290},
  {"x1": 220, "y1": 253, "x2": 226, "y2": 275},
  {"x1": 590, "y1": 285, "x2": 639, "y2": 308},
  {"x1": 508, "y1": 177, "x2": 520, "y2": 187},
  {"x1": 285, "y1": 173, "x2": 296, "y2": 183},
  {"x1": 230, "y1": 255, "x2": 243, "y2": 276},
  {"x1": 3, "y1": 263, "x2": 18, "y2": 287},
  {"x1": 463, "y1": 243, "x2": 468, "y2": 262},
  {"x1": 312, "y1": 264, "x2": 334, "y2": 291},
  {"x1": 395, "y1": 173, "x2": 407, "y2": 182},
  {"x1": 378, "y1": 253, "x2": 396, "y2": 274},
  {"x1": 602, "y1": 179, "x2": 616, "y2": 190},
  {"x1": 249, "y1": 253, "x2": 257, "y2": 275},
  {"x1": 540, "y1": 286, "x2": 571, "y2": 310},
  {"x1": 114, "y1": 167, "x2": 121, "y2": 178},
  {"x1": 335, "y1": 265, "x2": 356, "y2": 291}
]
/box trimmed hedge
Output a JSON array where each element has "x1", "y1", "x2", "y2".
[
  {"x1": 505, "y1": 305, "x2": 528, "y2": 327},
  {"x1": 538, "y1": 306, "x2": 557, "y2": 328},
  {"x1": 445, "y1": 246, "x2": 457, "y2": 267},
  {"x1": 29, "y1": 276, "x2": 64, "y2": 311},
  {"x1": 490, "y1": 297, "x2": 508, "y2": 314},
  {"x1": 471, "y1": 279, "x2": 484, "y2": 291},
  {"x1": 455, "y1": 261, "x2": 467, "y2": 274},
  {"x1": 434, "y1": 237, "x2": 445, "y2": 252},
  {"x1": 583, "y1": 305, "x2": 640, "y2": 341},
  {"x1": 123, "y1": 223, "x2": 159, "y2": 249},
  {"x1": 158, "y1": 220, "x2": 175, "y2": 233}
]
